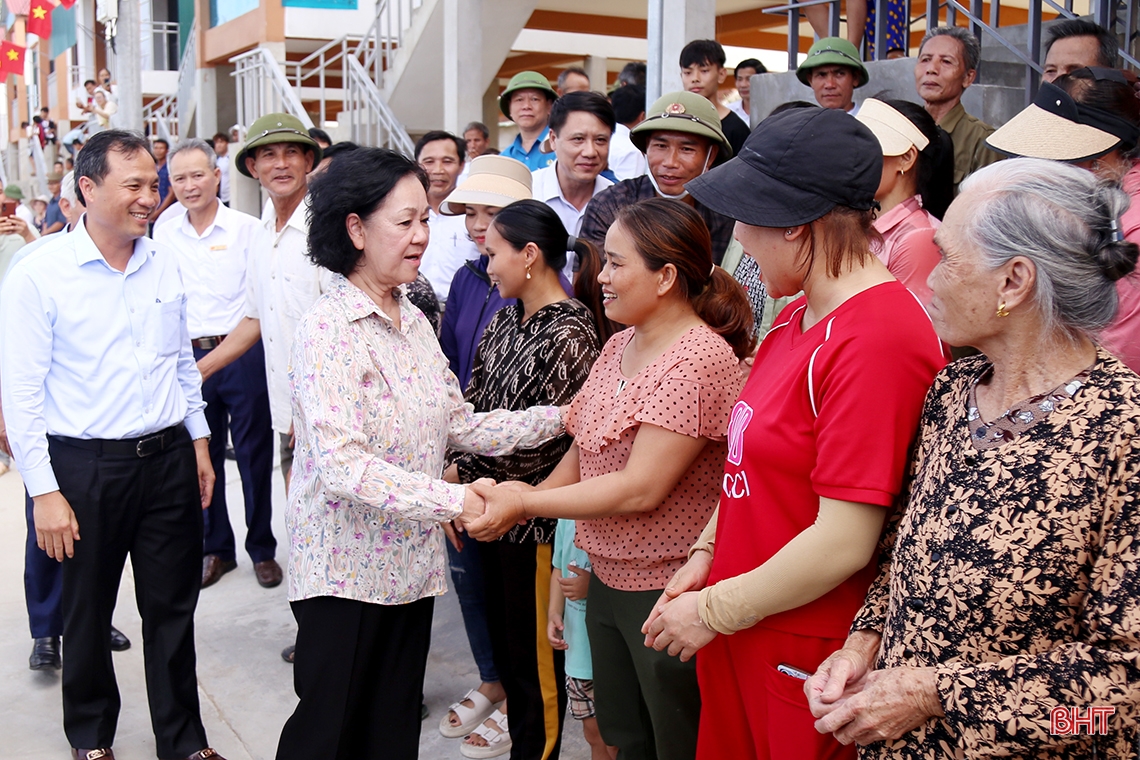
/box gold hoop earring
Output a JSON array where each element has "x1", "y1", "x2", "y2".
[
  {"x1": 525, "y1": 264, "x2": 532, "y2": 280},
  {"x1": 996, "y1": 301, "x2": 1010, "y2": 318}
]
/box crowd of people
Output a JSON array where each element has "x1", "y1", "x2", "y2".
[{"x1": 2, "y1": 18, "x2": 1140, "y2": 760}]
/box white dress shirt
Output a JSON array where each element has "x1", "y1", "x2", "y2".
[
  {"x1": 217, "y1": 154, "x2": 232, "y2": 204},
  {"x1": 246, "y1": 197, "x2": 330, "y2": 434},
  {"x1": 155, "y1": 203, "x2": 261, "y2": 338},
  {"x1": 419, "y1": 208, "x2": 479, "y2": 303},
  {"x1": 609, "y1": 124, "x2": 648, "y2": 181},
  {"x1": 727, "y1": 99, "x2": 751, "y2": 127},
  {"x1": 531, "y1": 164, "x2": 613, "y2": 278},
  {"x1": 0, "y1": 216, "x2": 209, "y2": 497}
]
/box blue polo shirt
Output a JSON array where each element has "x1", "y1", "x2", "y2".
[{"x1": 501, "y1": 126, "x2": 555, "y2": 171}]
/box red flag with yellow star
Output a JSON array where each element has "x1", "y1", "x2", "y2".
[
  {"x1": 27, "y1": 0, "x2": 53, "y2": 40},
  {"x1": 0, "y1": 41, "x2": 25, "y2": 80}
]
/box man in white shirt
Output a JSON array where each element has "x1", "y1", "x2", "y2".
[
  {"x1": 0, "y1": 130, "x2": 224, "y2": 760},
  {"x1": 608, "y1": 84, "x2": 648, "y2": 181},
  {"x1": 415, "y1": 130, "x2": 479, "y2": 303},
  {"x1": 728, "y1": 58, "x2": 765, "y2": 127},
  {"x1": 213, "y1": 132, "x2": 232, "y2": 205},
  {"x1": 155, "y1": 139, "x2": 279, "y2": 591},
  {"x1": 531, "y1": 91, "x2": 615, "y2": 278},
  {"x1": 195, "y1": 114, "x2": 327, "y2": 498}
]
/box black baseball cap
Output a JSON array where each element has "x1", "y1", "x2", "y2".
[{"x1": 687, "y1": 107, "x2": 882, "y2": 227}]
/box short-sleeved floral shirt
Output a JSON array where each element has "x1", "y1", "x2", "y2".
[{"x1": 853, "y1": 350, "x2": 1140, "y2": 759}]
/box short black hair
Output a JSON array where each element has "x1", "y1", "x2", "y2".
[
  {"x1": 1044, "y1": 19, "x2": 1118, "y2": 68},
  {"x1": 153, "y1": 138, "x2": 169, "y2": 148},
  {"x1": 680, "y1": 39, "x2": 726, "y2": 69},
  {"x1": 558, "y1": 66, "x2": 590, "y2": 91},
  {"x1": 306, "y1": 148, "x2": 428, "y2": 277},
  {"x1": 610, "y1": 84, "x2": 646, "y2": 126},
  {"x1": 211, "y1": 132, "x2": 230, "y2": 144},
  {"x1": 75, "y1": 130, "x2": 154, "y2": 207},
  {"x1": 549, "y1": 91, "x2": 616, "y2": 135},
  {"x1": 39, "y1": 106, "x2": 49, "y2": 113},
  {"x1": 83, "y1": 79, "x2": 96, "y2": 87},
  {"x1": 414, "y1": 130, "x2": 465, "y2": 162},
  {"x1": 735, "y1": 58, "x2": 766, "y2": 75},
  {"x1": 618, "y1": 62, "x2": 646, "y2": 87},
  {"x1": 320, "y1": 141, "x2": 360, "y2": 161},
  {"x1": 308, "y1": 127, "x2": 332, "y2": 145}
]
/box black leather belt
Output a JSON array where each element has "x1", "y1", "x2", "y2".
[
  {"x1": 50, "y1": 423, "x2": 187, "y2": 458},
  {"x1": 191, "y1": 335, "x2": 226, "y2": 350}
]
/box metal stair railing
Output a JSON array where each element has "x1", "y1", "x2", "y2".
[
  {"x1": 232, "y1": 47, "x2": 316, "y2": 133},
  {"x1": 143, "y1": 93, "x2": 178, "y2": 144},
  {"x1": 286, "y1": 35, "x2": 362, "y2": 127},
  {"x1": 355, "y1": 0, "x2": 424, "y2": 92},
  {"x1": 344, "y1": 55, "x2": 415, "y2": 155}
]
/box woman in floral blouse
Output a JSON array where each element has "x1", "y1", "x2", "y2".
[
  {"x1": 808, "y1": 159, "x2": 1140, "y2": 759},
  {"x1": 275, "y1": 148, "x2": 566, "y2": 760}
]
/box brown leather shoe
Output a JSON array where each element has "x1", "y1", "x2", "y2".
[
  {"x1": 254, "y1": 559, "x2": 283, "y2": 588},
  {"x1": 201, "y1": 555, "x2": 237, "y2": 588},
  {"x1": 72, "y1": 750, "x2": 114, "y2": 760},
  {"x1": 185, "y1": 750, "x2": 226, "y2": 760}
]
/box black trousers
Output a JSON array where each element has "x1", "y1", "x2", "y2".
[
  {"x1": 481, "y1": 541, "x2": 567, "y2": 760},
  {"x1": 197, "y1": 341, "x2": 276, "y2": 564},
  {"x1": 277, "y1": 595, "x2": 435, "y2": 760},
  {"x1": 50, "y1": 430, "x2": 208, "y2": 758}
]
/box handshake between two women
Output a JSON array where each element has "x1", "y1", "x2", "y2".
[{"x1": 442, "y1": 465, "x2": 539, "y2": 550}]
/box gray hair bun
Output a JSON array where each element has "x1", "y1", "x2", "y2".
[{"x1": 1096, "y1": 184, "x2": 1140, "y2": 282}]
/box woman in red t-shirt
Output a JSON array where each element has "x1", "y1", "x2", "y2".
[
  {"x1": 643, "y1": 107, "x2": 946, "y2": 760},
  {"x1": 465, "y1": 198, "x2": 754, "y2": 760}
]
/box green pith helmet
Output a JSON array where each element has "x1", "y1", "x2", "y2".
[
  {"x1": 796, "y1": 37, "x2": 870, "y2": 87},
  {"x1": 499, "y1": 71, "x2": 558, "y2": 120},
  {"x1": 630, "y1": 91, "x2": 733, "y2": 164},
  {"x1": 236, "y1": 113, "x2": 323, "y2": 178}
]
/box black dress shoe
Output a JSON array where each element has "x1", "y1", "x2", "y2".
[
  {"x1": 281, "y1": 644, "x2": 296, "y2": 664},
  {"x1": 72, "y1": 749, "x2": 114, "y2": 760},
  {"x1": 201, "y1": 555, "x2": 237, "y2": 588},
  {"x1": 109, "y1": 626, "x2": 130, "y2": 652},
  {"x1": 29, "y1": 636, "x2": 60, "y2": 670}
]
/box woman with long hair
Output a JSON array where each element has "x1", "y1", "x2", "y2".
[
  {"x1": 856, "y1": 98, "x2": 954, "y2": 302},
  {"x1": 446, "y1": 199, "x2": 604, "y2": 759},
  {"x1": 643, "y1": 107, "x2": 945, "y2": 759},
  {"x1": 466, "y1": 197, "x2": 754, "y2": 760}
]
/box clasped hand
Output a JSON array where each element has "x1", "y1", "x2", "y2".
[
  {"x1": 640, "y1": 549, "x2": 717, "y2": 662},
  {"x1": 446, "y1": 479, "x2": 535, "y2": 547}
]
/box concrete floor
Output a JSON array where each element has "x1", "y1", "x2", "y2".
[{"x1": 0, "y1": 456, "x2": 590, "y2": 759}]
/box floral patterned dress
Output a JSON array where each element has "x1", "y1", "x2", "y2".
[
  {"x1": 853, "y1": 349, "x2": 1140, "y2": 759},
  {"x1": 286, "y1": 275, "x2": 564, "y2": 606}
]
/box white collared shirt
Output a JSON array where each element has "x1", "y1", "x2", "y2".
[
  {"x1": 0, "y1": 216, "x2": 209, "y2": 497},
  {"x1": 609, "y1": 124, "x2": 648, "y2": 181},
  {"x1": 246, "y1": 197, "x2": 331, "y2": 433},
  {"x1": 217, "y1": 154, "x2": 232, "y2": 204},
  {"x1": 420, "y1": 208, "x2": 479, "y2": 303},
  {"x1": 727, "y1": 99, "x2": 751, "y2": 127},
  {"x1": 155, "y1": 202, "x2": 262, "y2": 338},
  {"x1": 532, "y1": 164, "x2": 613, "y2": 278}
]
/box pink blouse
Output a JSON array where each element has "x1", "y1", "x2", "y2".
[
  {"x1": 872, "y1": 195, "x2": 940, "y2": 304},
  {"x1": 563, "y1": 326, "x2": 742, "y2": 591},
  {"x1": 1103, "y1": 160, "x2": 1140, "y2": 373}
]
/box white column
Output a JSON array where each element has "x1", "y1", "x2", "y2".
[
  {"x1": 195, "y1": 67, "x2": 218, "y2": 139},
  {"x1": 584, "y1": 55, "x2": 607, "y2": 93},
  {"x1": 646, "y1": 0, "x2": 715, "y2": 104},
  {"x1": 116, "y1": 0, "x2": 143, "y2": 131},
  {"x1": 443, "y1": 0, "x2": 483, "y2": 136}
]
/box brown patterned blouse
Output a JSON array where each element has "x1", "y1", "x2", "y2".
[{"x1": 852, "y1": 349, "x2": 1140, "y2": 759}]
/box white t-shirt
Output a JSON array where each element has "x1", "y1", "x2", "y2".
[{"x1": 609, "y1": 124, "x2": 648, "y2": 181}]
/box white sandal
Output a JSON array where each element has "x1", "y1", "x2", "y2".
[
  {"x1": 460, "y1": 709, "x2": 512, "y2": 759},
  {"x1": 439, "y1": 688, "x2": 496, "y2": 739}
]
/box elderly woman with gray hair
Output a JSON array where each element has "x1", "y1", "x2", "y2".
[{"x1": 807, "y1": 158, "x2": 1140, "y2": 759}]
